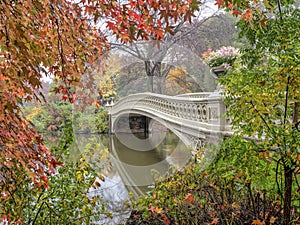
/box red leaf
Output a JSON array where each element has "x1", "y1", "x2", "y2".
[
  {"x1": 71, "y1": 92, "x2": 76, "y2": 103},
  {"x1": 2, "y1": 130, "x2": 10, "y2": 137},
  {"x1": 149, "y1": 206, "x2": 156, "y2": 213},
  {"x1": 215, "y1": 0, "x2": 225, "y2": 8},
  {"x1": 232, "y1": 10, "x2": 240, "y2": 17}
]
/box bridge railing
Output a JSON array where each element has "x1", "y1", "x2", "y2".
[
  {"x1": 109, "y1": 92, "x2": 231, "y2": 133},
  {"x1": 175, "y1": 92, "x2": 212, "y2": 99}
]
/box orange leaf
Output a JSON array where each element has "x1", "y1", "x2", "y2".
[
  {"x1": 242, "y1": 9, "x2": 253, "y2": 23},
  {"x1": 156, "y1": 207, "x2": 163, "y2": 214},
  {"x1": 211, "y1": 218, "x2": 219, "y2": 224},
  {"x1": 183, "y1": 193, "x2": 195, "y2": 203},
  {"x1": 235, "y1": 171, "x2": 243, "y2": 179},
  {"x1": 252, "y1": 219, "x2": 264, "y2": 225},
  {"x1": 95, "y1": 100, "x2": 100, "y2": 107}
]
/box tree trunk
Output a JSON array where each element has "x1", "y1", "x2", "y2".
[
  {"x1": 283, "y1": 165, "x2": 293, "y2": 225},
  {"x1": 157, "y1": 77, "x2": 165, "y2": 94},
  {"x1": 148, "y1": 75, "x2": 153, "y2": 92},
  {"x1": 145, "y1": 61, "x2": 154, "y2": 93}
]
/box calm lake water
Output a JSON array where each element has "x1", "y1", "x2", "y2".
[{"x1": 72, "y1": 131, "x2": 192, "y2": 224}]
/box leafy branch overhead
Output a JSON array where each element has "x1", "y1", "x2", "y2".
[{"x1": 0, "y1": 0, "x2": 200, "y2": 193}]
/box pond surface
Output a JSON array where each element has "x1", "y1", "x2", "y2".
[{"x1": 72, "y1": 131, "x2": 192, "y2": 224}]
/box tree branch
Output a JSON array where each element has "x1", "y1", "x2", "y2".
[
  {"x1": 249, "y1": 100, "x2": 276, "y2": 139},
  {"x1": 32, "y1": 202, "x2": 45, "y2": 225},
  {"x1": 275, "y1": 158, "x2": 284, "y2": 202},
  {"x1": 283, "y1": 76, "x2": 290, "y2": 125}
]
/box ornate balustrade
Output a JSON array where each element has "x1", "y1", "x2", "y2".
[{"x1": 175, "y1": 92, "x2": 212, "y2": 99}]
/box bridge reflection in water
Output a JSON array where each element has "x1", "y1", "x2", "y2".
[
  {"x1": 83, "y1": 132, "x2": 191, "y2": 224},
  {"x1": 109, "y1": 132, "x2": 192, "y2": 196}
]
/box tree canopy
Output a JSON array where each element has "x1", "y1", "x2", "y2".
[{"x1": 219, "y1": 3, "x2": 300, "y2": 224}]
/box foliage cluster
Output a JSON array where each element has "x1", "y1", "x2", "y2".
[
  {"x1": 0, "y1": 116, "x2": 108, "y2": 224},
  {"x1": 127, "y1": 137, "x2": 300, "y2": 225},
  {"x1": 25, "y1": 102, "x2": 109, "y2": 135},
  {"x1": 165, "y1": 67, "x2": 193, "y2": 95},
  {"x1": 219, "y1": 5, "x2": 300, "y2": 224},
  {"x1": 26, "y1": 102, "x2": 73, "y2": 134},
  {"x1": 73, "y1": 106, "x2": 109, "y2": 134}
]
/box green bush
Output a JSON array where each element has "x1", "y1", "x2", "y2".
[
  {"x1": 1, "y1": 118, "x2": 107, "y2": 224},
  {"x1": 26, "y1": 102, "x2": 109, "y2": 134},
  {"x1": 128, "y1": 137, "x2": 300, "y2": 225},
  {"x1": 73, "y1": 105, "x2": 109, "y2": 133}
]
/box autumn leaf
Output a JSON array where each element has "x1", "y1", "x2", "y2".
[
  {"x1": 232, "y1": 10, "x2": 240, "y2": 17},
  {"x1": 183, "y1": 193, "x2": 195, "y2": 203},
  {"x1": 252, "y1": 219, "x2": 264, "y2": 225},
  {"x1": 149, "y1": 206, "x2": 163, "y2": 214},
  {"x1": 161, "y1": 214, "x2": 171, "y2": 225},
  {"x1": 97, "y1": 174, "x2": 105, "y2": 182},
  {"x1": 234, "y1": 171, "x2": 243, "y2": 179},
  {"x1": 94, "y1": 181, "x2": 101, "y2": 187},
  {"x1": 241, "y1": 9, "x2": 253, "y2": 23},
  {"x1": 211, "y1": 218, "x2": 219, "y2": 224},
  {"x1": 259, "y1": 17, "x2": 267, "y2": 27},
  {"x1": 149, "y1": 206, "x2": 156, "y2": 213},
  {"x1": 269, "y1": 216, "x2": 276, "y2": 224},
  {"x1": 215, "y1": 0, "x2": 225, "y2": 8}
]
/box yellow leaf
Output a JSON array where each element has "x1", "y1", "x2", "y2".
[
  {"x1": 270, "y1": 216, "x2": 276, "y2": 224},
  {"x1": 155, "y1": 207, "x2": 163, "y2": 214},
  {"x1": 76, "y1": 171, "x2": 83, "y2": 181},
  {"x1": 209, "y1": 183, "x2": 220, "y2": 191},
  {"x1": 97, "y1": 174, "x2": 105, "y2": 182}
]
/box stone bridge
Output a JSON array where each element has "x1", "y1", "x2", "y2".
[{"x1": 108, "y1": 92, "x2": 232, "y2": 151}]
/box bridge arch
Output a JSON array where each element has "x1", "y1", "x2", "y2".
[
  {"x1": 109, "y1": 92, "x2": 232, "y2": 150},
  {"x1": 112, "y1": 109, "x2": 198, "y2": 147}
]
